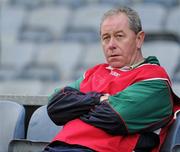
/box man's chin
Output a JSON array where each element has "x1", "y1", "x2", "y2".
[{"x1": 109, "y1": 63, "x2": 124, "y2": 69}]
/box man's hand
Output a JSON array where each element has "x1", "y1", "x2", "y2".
[{"x1": 100, "y1": 94, "x2": 110, "y2": 102}]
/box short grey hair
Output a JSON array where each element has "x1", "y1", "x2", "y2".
[{"x1": 101, "y1": 6, "x2": 142, "y2": 34}]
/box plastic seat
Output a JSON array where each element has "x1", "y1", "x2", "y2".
[
  {"x1": 160, "y1": 111, "x2": 180, "y2": 152},
  {"x1": 0, "y1": 100, "x2": 25, "y2": 152},
  {"x1": 172, "y1": 83, "x2": 180, "y2": 97},
  {"x1": 17, "y1": 63, "x2": 61, "y2": 82},
  {"x1": 8, "y1": 105, "x2": 61, "y2": 152},
  {"x1": 142, "y1": 40, "x2": 180, "y2": 78},
  {"x1": 132, "y1": 3, "x2": 167, "y2": 33},
  {"x1": 62, "y1": 4, "x2": 111, "y2": 43},
  {"x1": 141, "y1": 0, "x2": 177, "y2": 7},
  {"x1": 9, "y1": 0, "x2": 45, "y2": 9},
  {"x1": 98, "y1": 0, "x2": 129, "y2": 5},
  {"x1": 165, "y1": 6, "x2": 180, "y2": 39},
  {"x1": 1, "y1": 4, "x2": 25, "y2": 41},
  {"x1": 52, "y1": 0, "x2": 86, "y2": 9},
  {"x1": 72, "y1": 43, "x2": 106, "y2": 80},
  {"x1": 26, "y1": 105, "x2": 61, "y2": 142},
  {"x1": 35, "y1": 42, "x2": 83, "y2": 81},
  {"x1": 172, "y1": 144, "x2": 180, "y2": 152},
  {"x1": 20, "y1": 6, "x2": 71, "y2": 43},
  {"x1": 1, "y1": 42, "x2": 36, "y2": 70}
]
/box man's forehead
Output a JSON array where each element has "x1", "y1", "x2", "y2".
[
  {"x1": 102, "y1": 13, "x2": 129, "y2": 25},
  {"x1": 101, "y1": 13, "x2": 130, "y2": 33}
]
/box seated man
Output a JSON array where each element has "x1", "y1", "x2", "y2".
[{"x1": 43, "y1": 6, "x2": 180, "y2": 152}]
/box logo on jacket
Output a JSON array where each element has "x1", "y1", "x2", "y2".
[{"x1": 110, "y1": 71, "x2": 120, "y2": 77}]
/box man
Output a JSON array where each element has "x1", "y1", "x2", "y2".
[{"x1": 43, "y1": 6, "x2": 179, "y2": 152}]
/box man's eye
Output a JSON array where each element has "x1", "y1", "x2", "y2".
[
  {"x1": 117, "y1": 35, "x2": 123, "y2": 38},
  {"x1": 103, "y1": 36, "x2": 109, "y2": 40}
]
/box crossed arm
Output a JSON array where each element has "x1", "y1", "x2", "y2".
[{"x1": 47, "y1": 80, "x2": 173, "y2": 135}]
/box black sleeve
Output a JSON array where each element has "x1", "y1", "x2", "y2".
[
  {"x1": 80, "y1": 101, "x2": 128, "y2": 135},
  {"x1": 47, "y1": 87, "x2": 102, "y2": 125}
]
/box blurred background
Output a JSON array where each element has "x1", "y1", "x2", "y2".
[{"x1": 0, "y1": 0, "x2": 180, "y2": 96}]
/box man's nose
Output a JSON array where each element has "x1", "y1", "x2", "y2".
[{"x1": 108, "y1": 37, "x2": 116, "y2": 50}]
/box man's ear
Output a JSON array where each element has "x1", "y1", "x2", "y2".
[{"x1": 136, "y1": 31, "x2": 145, "y2": 50}]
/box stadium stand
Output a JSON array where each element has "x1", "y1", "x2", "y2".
[
  {"x1": 0, "y1": 0, "x2": 180, "y2": 151},
  {"x1": 0, "y1": 100, "x2": 25, "y2": 152}
]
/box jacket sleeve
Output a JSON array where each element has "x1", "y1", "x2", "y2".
[
  {"x1": 80, "y1": 80, "x2": 173, "y2": 135},
  {"x1": 47, "y1": 87, "x2": 102, "y2": 125}
]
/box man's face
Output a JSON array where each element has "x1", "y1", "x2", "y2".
[{"x1": 100, "y1": 13, "x2": 144, "y2": 68}]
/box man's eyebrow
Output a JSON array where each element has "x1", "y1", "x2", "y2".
[
  {"x1": 115, "y1": 30, "x2": 124, "y2": 34},
  {"x1": 101, "y1": 30, "x2": 124, "y2": 37}
]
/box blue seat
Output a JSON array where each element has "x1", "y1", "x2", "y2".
[
  {"x1": 27, "y1": 105, "x2": 61, "y2": 142},
  {"x1": 8, "y1": 105, "x2": 62, "y2": 152},
  {"x1": 172, "y1": 144, "x2": 180, "y2": 152},
  {"x1": 0, "y1": 100, "x2": 25, "y2": 152},
  {"x1": 161, "y1": 111, "x2": 180, "y2": 152}
]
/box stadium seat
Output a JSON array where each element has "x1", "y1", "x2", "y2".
[
  {"x1": 98, "y1": 0, "x2": 129, "y2": 6},
  {"x1": 1, "y1": 42, "x2": 36, "y2": 70},
  {"x1": 17, "y1": 63, "x2": 60, "y2": 82},
  {"x1": 160, "y1": 111, "x2": 180, "y2": 152},
  {"x1": 172, "y1": 83, "x2": 180, "y2": 97},
  {"x1": 34, "y1": 42, "x2": 83, "y2": 81},
  {"x1": 1, "y1": 4, "x2": 25, "y2": 44},
  {"x1": 165, "y1": 6, "x2": 180, "y2": 39},
  {"x1": 8, "y1": 105, "x2": 62, "y2": 152},
  {"x1": 72, "y1": 43, "x2": 105, "y2": 80},
  {"x1": 172, "y1": 144, "x2": 180, "y2": 152},
  {"x1": 0, "y1": 100, "x2": 25, "y2": 152},
  {"x1": 132, "y1": 3, "x2": 167, "y2": 33},
  {"x1": 8, "y1": 140, "x2": 48, "y2": 152},
  {"x1": 141, "y1": 0, "x2": 177, "y2": 7},
  {"x1": 62, "y1": 4, "x2": 112, "y2": 43},
  {"x1": 9, "y1": 0, "x2": 45, "y2": 9},
  {"x1": 26, "y1": 105, "x2": 61, "y2": 142},
  {"x1": 142, "y1": 40, "x2": 180, "y2": 78},
  {"x1": 52, "y1": 0, "x2": 86, "y2": 8},
  {"x1": 19, "y1": 5, "x2": 71, "y2": 43}
]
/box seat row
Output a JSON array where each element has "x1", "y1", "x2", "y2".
[
  {"x1": 2, "y1": 2, "x2": 180, "y2": 45},
  {"x1": 0, "y1": 39, "x2": 180, "y2": 82},
  {"x1": 0, "y1": 100, "x2": 180, "y2": 152},
  {"x1": 0, "y1": 101, "x2": 62, "y2": 152}
]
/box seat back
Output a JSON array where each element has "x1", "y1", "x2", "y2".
[
  {"x1": 0, "y1": 100, "x2": 25, "y2": 152},
  {"x1": 142, "y1": 40, "x2": 180, "y2": 78},
  {"x1": 161, "y1": 111, "x2": 180, "y2": 152},
  {"x1": 172, "y1": 144, "x2": 180, "y2": 152},
  {"x1": 27, "y1": 105, "x2": 61, "y2": 142},
  {"x1": 8, "y1": 139, "x2": 48, "y2": 152}
]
